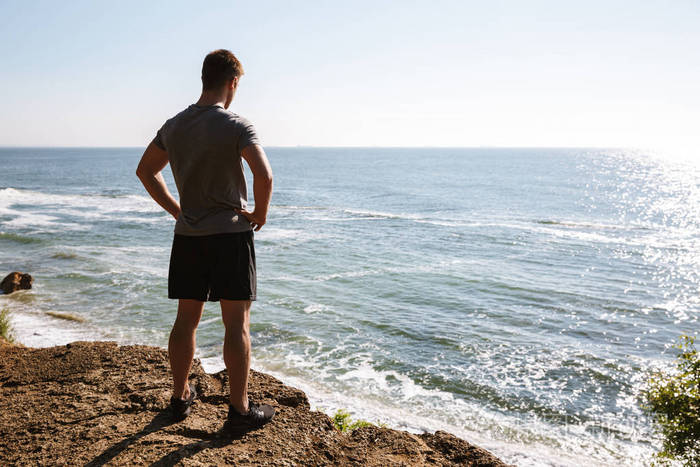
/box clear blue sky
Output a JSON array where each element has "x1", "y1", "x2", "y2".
[{"x1": 0, "y1": 0, "x2": 698, "y2": 152}]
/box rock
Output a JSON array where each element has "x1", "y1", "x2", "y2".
[
  {"x1": 1, "y1": 272, "x2": 33, "y2": 294},
  {"x1": 0, "y1": 341, "x2": 512, "y2": 466}
]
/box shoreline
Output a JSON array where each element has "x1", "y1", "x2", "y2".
[
  {"x1": 1, "y1": 298, "x2": 599, "y2": 466},
  {"x1": 0, "y1": 336, "x2": 511, "y2": 465},
  {"x1": 5, "y1": 306, "x2": 513, "y2": 454}
]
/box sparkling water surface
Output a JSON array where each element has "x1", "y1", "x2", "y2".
[{"x1": 1, "y1": 147, "x2": 698, "y2": 466}]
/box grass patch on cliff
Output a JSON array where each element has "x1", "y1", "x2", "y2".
[
  {"x1": 0, "y1": 307, "x2": 15, "y2": 343},
  {"x1": 332, "y1": 409, "x2": 385, "y2": 432},
  {"x1": 643, "y1": 335, "x2": 700, "y2": 466}
]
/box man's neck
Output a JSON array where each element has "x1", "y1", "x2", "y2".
[{"x1": 196, "y1": 90, "x2": 227, "y2": 107}]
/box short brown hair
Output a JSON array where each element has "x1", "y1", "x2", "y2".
[{"x1": 201, "y1": 49, "x2": 244, "y2": 90}]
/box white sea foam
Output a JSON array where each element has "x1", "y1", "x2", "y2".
[
  {"x1": 342, "y1": 208, "x2": 424, "y2": 221},
  {"x1": 275, "y1": 204, "x2": 474, "y2": 227},
  {"x1": 198, "y1": 317, "x2": 221, "y2": 327},
  {"x1": 313, "y1": 258, "x2": 465, "y2": 282},
  {"x1": 302, "y1": 303, "x2": 329, "y2": 314},
  {"x1": 205, "y1": 335, "x2": 659, "y2": 467},
  {"x1": 272, "y1": 204, "x2": 328, "y2": 211},
  {"x1": 255, "y1": 227, "x2": 328, "y2": 243},
  {"x1": 5, "y1": 306, "x2": 104, "y2": 348},
  {"x1": 46, "y1": 244, "x2": 169, "y2": 277},
  {"x1": 0, "y1": 187, "x2": 165, "y2": 231},
  {"x1": 196, "y1": 351, "x2": 634, "y2": 467},
  {"x1": 4, "y1": 213, "x2": 61, "y2": 228}
]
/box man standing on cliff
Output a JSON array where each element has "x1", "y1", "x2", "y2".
[{"x1": 136, "y1": 49, "x2": 275, "y2": 428}]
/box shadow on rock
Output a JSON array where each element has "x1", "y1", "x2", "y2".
[
  {"x1": 86, "y1": 408, "x2": 256, "y2": 467},
  {"x1": 150, "y1": 425, "x2": 252, "y2": 467},
  {"x1": 85, "y1": 409, "x2": 177, "y2": 467}
]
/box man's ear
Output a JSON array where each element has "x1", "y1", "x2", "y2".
[{"x1": 230, "y1": 76, "x2": 239, "y2": 89}]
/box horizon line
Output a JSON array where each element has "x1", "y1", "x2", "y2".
[{"x1": 0, "y1": 145, "x2": 630, "y2": 150}]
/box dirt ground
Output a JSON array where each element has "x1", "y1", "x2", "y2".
[{"x1": 0, "y1": 339, "x2": 511, "y2": 466}]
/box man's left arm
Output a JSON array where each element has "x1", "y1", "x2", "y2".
[{"x1": 136, "y1": 142, "x2": 180, "y2": 220}]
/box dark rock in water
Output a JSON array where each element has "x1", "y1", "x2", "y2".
[{"x1": 1, "y1": 272, "x2": 33, "y2": 294}]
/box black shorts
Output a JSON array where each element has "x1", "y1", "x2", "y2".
[{"x1": 168, "y1": 230, "x2": 257, "y2": 302}]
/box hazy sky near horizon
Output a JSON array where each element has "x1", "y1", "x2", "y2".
[{"x1": 0, "y1": 0, "x2": 698, "y2": 153}]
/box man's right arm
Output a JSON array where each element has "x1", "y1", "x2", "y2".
[
  {"x1": 236, "y1": 144, "x2": 273, "y2": 231},
  {"x1": 136, "y1": 141, "x2": 181, "y2": 220}
]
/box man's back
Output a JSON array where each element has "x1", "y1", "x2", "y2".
[
  {"x1": 137, "y1": 48, "x2": 275, "y2": 428},
  {"x1": 153, "y1": 103, "x2": 259, "y2": 236}
]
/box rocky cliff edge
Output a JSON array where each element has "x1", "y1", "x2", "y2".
[{"x1": 0, "y1": 340, "x2": 511, "y2": 466}]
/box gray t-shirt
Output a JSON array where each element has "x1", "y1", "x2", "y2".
[{"x1": 152, "y1": 103, "x2": 259, "y2": 236}]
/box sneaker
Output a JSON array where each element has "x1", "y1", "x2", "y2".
[
  {"x1": 225, "y1": 398, "x2": 275, "y2": 428},
  {"x1": 170, "y1": 382, "x2": 197, "y2": 421}
]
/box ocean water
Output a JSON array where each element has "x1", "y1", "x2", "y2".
[{"x1": 1, "y1": 147, "x2": 698, "y2": 466}]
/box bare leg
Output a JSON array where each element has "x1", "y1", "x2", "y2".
[
  {"x1": 169, "y1": 298, "x2": 204, "y2": 400},
  {"x1": 221, "y1": 299, "x2": 252, "y2": 414}
]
